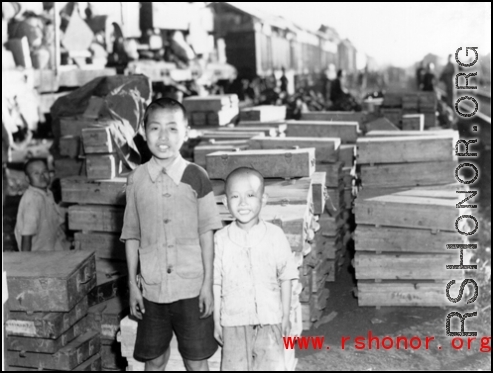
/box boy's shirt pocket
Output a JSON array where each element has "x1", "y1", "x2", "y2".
[
  {"x1": 138, "y1": 244, "x2": 161, "y2": 285},
  {"x1": 174, "y1": 238, "x2": 203, "y2": 279}
]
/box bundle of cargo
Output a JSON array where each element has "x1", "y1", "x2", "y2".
[
  {"x1": 4, "y1": 251, "x2": 103, "y2": 370},
  {"x1": 354, "y1": 185, "x2": 470, "y2": 307},
  {"x1": 183, "y1": 94, "x2": 239, "y2": 127}
]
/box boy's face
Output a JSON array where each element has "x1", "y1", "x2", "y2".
[
  {"x1": 223, "y1": 174, "x2": 267, "y2": 230},
  {"x1": 144, "y1": 108, "x2": 188, "y2": 165},
  {"x1": 26, "y1": 161, "x2": 50, "y2": 190}
]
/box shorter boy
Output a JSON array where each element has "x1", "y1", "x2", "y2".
[
  {"x1": 15, "y1": 158, "x2": 70, "y2": 252},
  {"x1": 213, "y1": 167, "x2": 299, "y2": 371}
]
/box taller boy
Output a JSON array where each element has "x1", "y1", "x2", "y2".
[{"x1": 120, "y1": 98, "x2": 222, "y2": 371}]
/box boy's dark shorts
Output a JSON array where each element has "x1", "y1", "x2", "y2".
[{"x1": 134, "y1": 296, "x2": 218, "y2": 362}]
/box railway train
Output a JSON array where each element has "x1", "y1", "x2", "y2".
[{"x1": 210, "y1": 2, "x2": 360, "y2": 81}]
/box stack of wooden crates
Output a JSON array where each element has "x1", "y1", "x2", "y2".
[
  {"x1": 4, "y1": 251, "x2": 102, "y2": 370},
  {"x1": 183, "y1": 94, "x2": 239, "y2": 127},
  {"x1": 354, "y1": 130, "x2": 468, "y2": 306}
]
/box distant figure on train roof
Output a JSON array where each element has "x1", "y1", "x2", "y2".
[{"x1": 421, "y1": 62, "x2": 436, "y2": 92}]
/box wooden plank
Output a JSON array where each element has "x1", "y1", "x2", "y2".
[
  {"x1": 360, "y1": 161, "x2": 458, "y2": 188},
  {"x1": 87, "y1": 260, "x2": 128, "y2": 307},
  {"x1": 6, "y1": 297, "x2": 89, "y2": 339},
  {"x1": 355, "y1": 194, "x2": 460, "y2": 231},
  {"x1": 311, "y1": 172, "x2": 326, "y2": 215},
  {"x1": 6, "y1": 331, "x2": 100, "y2": 370},
  {"x1": 194, "y1": 144, "x2": 248, "y2": 168},
  {"x1": 59, "y1": 136, "x2": 81, "y2": 158},
  {"x1": 199, "y1": 130, "x2": 263, "y2": 140},
  {"x1": 6, "y1": 316, "x2": 89, "y2": 354},
  {"x1": 354, "y1": 225, "x2": 461, "y2": 253},
  {"x1": 68, "y1": 205, "x2": 124, "y2": 233},
  {"x1": 356, "y1": 133, "x2": 458, "y2": 164},
  {"x1": 81, "y1": 126, "x2": 114, "y2": 154},
  {"x1": 286, "y1": 120, "x2": 358, "y2": 143},
  {"x1": 74, "y1": 232, "x2": 127, "y2": 261},
  {"x1": 4, "y1": 251, "x2": 97, "y2": 312},
  {"x1": 355, "y1": 252, "x2": 460, "y2": 280},
  {"x1": 216, "y1": 126, "x2": 281, "y2": 137},
  {"x1": 183, "y1": 95, "x2": 238, "y2": 112},
  {"x1": 248, "y1": 136, "x2": 340, "y2": 163},
  {"x1": 358, "y1": 281, "x2": 452, "y2": 307},
  {"x1": 237, "y1": 120, "x2": 287, "y2": 133},
  {"x1": 61, "y1": 176, "x2": 126, "y2": 205},
  {"x1": 206, "y1": 148, "x2": 316, "y2": 180},
  {"x1": 85, "y1": 154, "x2": 121, "y2": 180},
  {"x1": 402, "y1": 114, "x2": 424, "y2": 131},
  {"x1": 301, "y1": 111, "x2": 363, "y2": 126},
  {"x1": 239, "y1": 105, "x2": 286, "y2": 122}
]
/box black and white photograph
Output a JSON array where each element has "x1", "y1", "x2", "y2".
[{"x1": 2, "y1": 2, "x2": 491, "y2": 371}]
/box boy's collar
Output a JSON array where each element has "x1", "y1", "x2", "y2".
[
  {"x1": 146, "y1": 155, "x2": 188, "y2": 186},
  {"x1": 227, "y1": 219, "x2": 267, "y2": 247},
  {"x1": 28, "y1": 185, "x2": 51, "y2": 195}
]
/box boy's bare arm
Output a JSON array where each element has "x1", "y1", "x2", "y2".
[
  {"x1": 213, "y1": 284, "x2": 223, "y2": 345},
  {"x1": 20, "y1": 235, "x2": 33, "y2": 252},
  {"x1": 126, "y1": 239, "x2": 145, "y2": 319},
  {"x1": 281, "y1": 279, "x2": 292, "y2": 336},
  {"x1": 199, "y1": 230, "x2": 214, "y2": 318}
]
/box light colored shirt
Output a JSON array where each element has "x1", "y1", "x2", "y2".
[
  {"x1": 120, "y1": 155, "x2": 223, "y2": 304},
  {"x1": 214, "y1": 220, "x2": 299, "y2": 327},
  {"x1": 15, "y1": 186, "x2": 70, "y2": 252}
]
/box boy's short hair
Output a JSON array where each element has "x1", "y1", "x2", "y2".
[
  {"x1": 24, "y1": 158, "x2": 48, "y2": 175},
  {"x1": 143, "y1": 97, "x2": 188, "y2": 129},
  {"x1": 225, "y1": 167, "x2": 265, "y2": 195}
]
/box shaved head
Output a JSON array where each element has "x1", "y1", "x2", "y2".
[{"x1": 225, "y1": 167, "x2": 265, "y2": 196}]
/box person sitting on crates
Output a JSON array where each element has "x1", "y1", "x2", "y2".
[
  {"x1": 120, "y1": 97, "x2": 223, "y2": 371},
  {"x1": 213, "y1": 167, "x2": 299, "y2": 371},
  {"x1": 14, "y1": 158, "x2": 70, "y2": 252}
]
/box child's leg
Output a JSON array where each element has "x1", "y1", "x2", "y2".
[
  {"x1": 222, "y1": 325, "x2": 255, "y2": 371},
  {"x1": 171, "y1": 297, "x2": 218, "y2": 371},
  {"x1": 252, "y1": 324, "x2": 285, "y2": 371},
  {"x1": 133, "y1": 298, "x2": 173, "y2": 369}
]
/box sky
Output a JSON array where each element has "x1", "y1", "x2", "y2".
[{"x1": 232, "y1": 2, "x2": 491, "y2": 68}]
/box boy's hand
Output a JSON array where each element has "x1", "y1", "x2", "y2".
[
  {"x1": 129, "y1": 283, "x2": 145, "y2": 320},
  {"x1": 198, "y1": 284, "x2": 213, "y2": 318},
  {"x1": 282, "y1": 315, "x2": 291, "y2": 336},
  {"x1": 214, "y1": 321, "x2": 223, "y2": 346}
]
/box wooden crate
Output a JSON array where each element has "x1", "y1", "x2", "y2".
[
  {"x1": 248, "y1": 136, "x2": 340, "y2": 163},
  {"x1": 311, "y1": 172, "x2": 326, "y2": 215},
  {"x1": 101, "y1": 339, "x2": 127, "y2": 370},
  {"x1": 54, "y1": 157, "x2": 85, "y2": 179},
  {"x1": 239, "y1": 105, "x2": 286, "y2": 122},
  {"x1": 216, "y1": 125, "x2": 281, "y2": 137},
  {"x1": 286, "y1": 120, "x2": 358, "y2": 143},
  {"x1": 87, "y1": 296, "x2": 129, "y2": 341},
  {"x1": 354, "y1": 252, "x2": 460, "y2": 280},
  {"x1": 354, "y1": 225, "x2": 460, "y2": 253},
  {"x1": 237, "y1": 120, "x2": 287, "y2": 133},
  {"x1": 4, "y1": 251, "x2": 96, "y2": 312},
  {"x1": 68, "y1": 205, "x2": 124, "y2": 233},
  {"x1": 194, "y1": 144, "x2": 248, "y2": 168},
  {"x1": 338, "y1": 145, "x2": 356, "y2": 167},
  {"x1": 6, "y1": 297, "x2": 88, "y2": 339},
  {"x1": 364, "y1": 129, "x2": 456, "y2": 137},
  {"x1": 74, "y1": 232, "x2": 127, "y2": 261},
  {"x1": 59, "y1": 136, "x2": 81, "y2": 158},
  {"x1": 6, "y1": 331, "x2": 100, "y2": 370},
  {"x1": 199, "y1": 130, "x2": 264, "y2": 140},
  {"x1": 356, "y1": 133, "x2": 457, "y2": 164},
  {"x1": 364, "y1": 117, "x2": 399, "y2": 132},
  {"x1": 401, "y1": 114, "x2": 424, "y2": 131},
  {"x1": 183, "y1": 95, "x2": 238, "y2": 112},
  {"x1": 81, "y1": 126, "x2": 114, "y2": 154},
  {"x1": 315, "y1": 162, "x2": 343, "y2": 188},
  {"x1": 206, "y1": 148, "x2": 316, "y2": 180},
  {"x1": 8, "y1": 352, "x2": 102, "y2": 371},
  {"x1": 85, "y1": 154, "x2": 122, "y2": 180},
  {"x1": 87, "y1": 259, "x2": 128, "y2": 307},
  {"x1": 381, "y1": 108, "x2": 402, "y2": 127},
  {"x1": 357, "y1": 281, "x2": 452, "y2": 307},
  {"x1": 59, "y1": 117, "x2": 114, "y2": 138},
  {"x1": 6, "y1": 316, "x2": 89, "y2": 354},
  {"x1": 359, "y1": 161, "x2": 457, "y2": 188},
  {"x1": 61, "y1": 176, "x2": 126, "y2": 206},
  {"x1": 354, "y1": 194, "x2": 460, "y2": 231}
]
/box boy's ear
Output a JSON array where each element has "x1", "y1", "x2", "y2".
[
  {"x1": 221, "y1": 195, "x2": 228, "y2": 209},
  {"x1": 261, "y1": 193, "x2": 268, "y2": 207}
]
